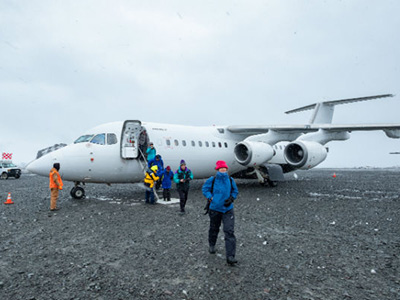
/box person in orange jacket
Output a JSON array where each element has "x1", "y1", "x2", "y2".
[{"x1": 49, "y1": 163, "x2": 63, "y2": 211}]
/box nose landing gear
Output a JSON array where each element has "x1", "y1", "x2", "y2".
[{"x1": 70, "y1": 182, "x2": 86, "y2": 199}]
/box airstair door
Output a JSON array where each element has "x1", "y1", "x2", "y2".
[{"x1": 121, "y1": 120, "x2": 142, "y2": 159}]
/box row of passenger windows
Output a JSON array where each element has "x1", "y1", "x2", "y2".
[
  {"x1": 74, "y1": 133, "x2": 118, "y2": 145},
  {"x1": 166, "y1": 139, "x2": 229, "y2": 148},
  {"x1": 74, "y1": 133, "x2": 230, "y2": 149}
]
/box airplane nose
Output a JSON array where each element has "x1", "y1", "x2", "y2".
[{"x1": 26, "y1": 152, "x2": 62, "y2": 177}]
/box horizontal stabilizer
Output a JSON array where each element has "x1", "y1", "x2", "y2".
[
  {"x1": 285, "y1": 94, "x2": 394, "y2": 114},
  {"x1": 285, "y1": 94, "x2": 394, "y2": 124}
]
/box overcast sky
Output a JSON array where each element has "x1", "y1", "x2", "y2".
[{"x1": 1, "y1": 0, "x2": 399, "y2": 168}]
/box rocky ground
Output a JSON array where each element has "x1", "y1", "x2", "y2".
[{"x1": 0, "y1": 168, "x2": 399, "y2": 300}]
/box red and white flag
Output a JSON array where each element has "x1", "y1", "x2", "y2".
[{"x1": 2, "y1": 153, "x2": 12, "y2": 160}]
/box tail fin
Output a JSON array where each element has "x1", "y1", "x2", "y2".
[{"x1": 285, "y1": 94, "x2": 394, "y2": 124}]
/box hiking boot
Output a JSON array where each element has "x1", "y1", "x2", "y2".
[
  {"x1": 227, "y1": 256, "x2": 238, "y2": 265},
  {"x1": 209, "y1": 245, "x2": 216, "y2": 254}
]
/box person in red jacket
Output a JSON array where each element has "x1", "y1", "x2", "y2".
[{"x1": 49, "y1": 163, "x2": 63, "y2": 211}]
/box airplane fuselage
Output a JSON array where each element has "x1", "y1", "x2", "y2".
[{"x1": 27, "y1": 121, "x2": 287, "y2": 184}]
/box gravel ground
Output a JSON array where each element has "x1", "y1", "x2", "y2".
[{"x1": 0, "y1": 168, "x2": 399, "y2": 300}]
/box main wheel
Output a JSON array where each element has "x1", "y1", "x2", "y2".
[
  {"x1": 267, "y1": 179, "x2": 278, "y2": 187},
  {"x1": 1, "y1": 172, "x2": 8, "y2": 180},
  {"x1": 70, "y1": 186, "x2": 85, "y2": 199},
  {"x1": 15, "y1": 174, "x2": 20, "y2": 179}
]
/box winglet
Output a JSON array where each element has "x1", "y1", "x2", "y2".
[{"x1": 285, "y1": 94, "x2": 394, "y2": 124}]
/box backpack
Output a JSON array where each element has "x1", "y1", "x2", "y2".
[{"x1": 210, "y1": 176, "x2": 234, "y2": 194}]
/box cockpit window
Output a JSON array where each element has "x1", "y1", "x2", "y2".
[
  {"x1": 74, "y1": 134, "x2": 94, "y2": 144},
  {"x1": 2, "y1": 163, "x2": 17, "y2": 168},
  {"x1": 90, "y1": 134, "x2": 105, "y2": 145},
  {"x1": 107, "y1": 133, "x2": 118, "y2": 145}
]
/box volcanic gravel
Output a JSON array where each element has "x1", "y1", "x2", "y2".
[{"x1": 0, "y1": 168, "x2": 399, "y2": 300}]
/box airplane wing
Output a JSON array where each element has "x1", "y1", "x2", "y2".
[
  {"x1": 228, "y1": 94, "x2": 400, "y2": 140},
  {"x1": 227, "y1": 123, "x2": 400, "y2": 136}
]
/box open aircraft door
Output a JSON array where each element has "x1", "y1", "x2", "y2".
[{"x1": 121, "y1": 120, "x2": 142, "y2": 159}]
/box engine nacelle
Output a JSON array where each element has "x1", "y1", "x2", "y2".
[
  {"x1": 284, "y1": 141, "x2": 328, "y2": 170},
  {"x1": 234, "y1": 141, "x2": 275, "y2": 166}
]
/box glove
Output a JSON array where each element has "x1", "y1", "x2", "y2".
[
  {"x1": 224, "y1": 196, "x2": 234, "y2": 207},
  {"x1": 204, "y1": 199, "x2": 212, "y2": 215}
]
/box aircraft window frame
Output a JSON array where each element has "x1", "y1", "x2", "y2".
[
  {"x1": 90, "y1": 133, "x2": 106, "y2": 145},
  {"x1": 107, "y1": 133, "x2": 118, "y2": 145},
  {"x1": 174, "y1": 139, "x2": 179, "y2": 146},
  {"x1": 279, "y1": 145, "x2": 282, "y2": 150},
  {"x1": 198, "y1": 141, "x2": 203, "y2": 147},
  {"x1": 205, "y1": 141, "x2": 209, "y2": 147},
  {"x1": 191, "y1": 141, "x2": 195, "y2": 147},
  {"x1": 182, "y1": 140, "x2": 187, "y2": 147},
  {"x1": 212, "y1": 142, "x2": 216, "y2": 147},
  {"x1": 218, "y1": 142, "x2": 222, "y2": 148},
  {"x1": 74, "y1": 134, "x2": 94, "y2": 144},
  {"x1": 166, "y1": 139, "x2": 171, "y2": 146},
  {"x1": 224, "y1": 142, "x2": 228, "y2": 148}
]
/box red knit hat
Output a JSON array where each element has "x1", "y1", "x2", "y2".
[{"x1": 215, "y1": 160, "x2": 228, "y2": 170}]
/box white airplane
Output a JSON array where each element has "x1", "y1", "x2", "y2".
[{"x1": 27, "y1": 94, "x2": 400, "y2": 199}]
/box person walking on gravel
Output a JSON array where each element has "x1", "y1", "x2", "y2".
[
  {"x1": 202, "y1": 160, "x2": 239, "y2": 265},
  {"x1": 49, "y1": 163, "x2": 63, "y2": 211},
  {"x1": 144, "y1": 165, "x2": 159, "y2": 204},
  {"x1": 173, "y1": 159, "x2": 193, "y2": 213}
]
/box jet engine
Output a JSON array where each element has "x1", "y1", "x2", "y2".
[
  {"x1": 234, "y1": 141, "x2": 275, "y2": 166},
  {"x1": 284, "y1": 141, "x2": 328, "y2": 169}
]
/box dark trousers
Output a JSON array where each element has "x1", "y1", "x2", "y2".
[
  {"x1": 209, "y1": 209, "x2": 236, "y2": 258},
  {"x1": 145, "y1": 188, "x2": 155, "y2": 204},
  {"x1": 163, "y1": 188, "x2": 171, "y2": 201},
  {"x1": 178, "y1": 189, "x2": 189, "y2": 211}
]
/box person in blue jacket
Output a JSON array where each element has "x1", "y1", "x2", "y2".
[
  {"x1": 173, "y1": 159, "x2": 193, "y2": 213},
  {"x1": 148, "y1": 154, "x2": 164, "y2": 190},
  {"x1": 146, "y1": 142, "x2": 156, "y2": 161},
  {"x1": 161, "y1": 165, "x2": 174, "y2": 201},
  {"x1": 202, "y1": 160, "x2": 239, "y2": 265}
]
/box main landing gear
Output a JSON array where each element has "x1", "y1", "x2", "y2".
[
  {"x1": 70, "y1": 182, "x2": 86, "y2": 199},
  {"x1": 255, "y1": 164, "x2": 284, "y2": 187}
]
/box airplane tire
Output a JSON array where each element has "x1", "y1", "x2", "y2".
[
  {"x1": 1, "y1": 172, "x2": 8, "y2": 180},
  {"x1": 71, "y1": 186, "x2": 85, "y2": 199},
  {"x1": 267, "y1": 179, "x2": 278, "y2": 187},
  {"x1": 15, "y1": 174, "x2": 20, "y2": 179}
]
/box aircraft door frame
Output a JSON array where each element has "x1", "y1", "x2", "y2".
[{"x1": 121, "y1": 120, "x2": 142, "y2": 159}]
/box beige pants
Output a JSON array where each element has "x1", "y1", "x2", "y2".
[{"x1": 50, "y1": 188, "x2": 59, "y2": 210}]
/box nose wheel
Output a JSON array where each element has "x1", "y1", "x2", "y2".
[{"x1": 70, "y1": 186, "x2": 86, "y2": 199}]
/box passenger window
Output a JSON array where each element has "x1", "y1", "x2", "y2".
[
  {"x1": 107, "y1": 133, "x2": 118, "y2": 145},
  {"x1": 91, "y1": 134, "x2": 105, "y2": 145},
  {"x1": 205, "y1": 141, "x2": 209, "y2": 147},
  {"x1": 166, "y1": 139, "x2": 171, "y2": 146},
  {"x1": 218, "y1": 142, "x2": 222, "y2": 148},
  {"x1": 174, "y1": 139, "x2": 179, "y2": 146},
  {"x1": 198, "y1": 141, "x2": 203, "y2": 147},
  {"x1": 212, "y1": 142, "x2": 216, "y2": 147},
  {"x1": 182, "y1": 140, "x2": 187, "y2": 146},
  {"x1": 224, "y1": 142, "x2": 228, "y2": 148},
  {"x1": 74, "y1": 134, "x2": 94, "y2": 144},
  {"x1": 279, "y1": 145, "x2": 282, "y2": 150},
  {"x1": 191, "y1": 141, "x2": 195, "y2": 147}
]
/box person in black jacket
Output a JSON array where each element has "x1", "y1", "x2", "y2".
[{"x1": 173, "y1": 159, "x2": 193, "y2": 213}]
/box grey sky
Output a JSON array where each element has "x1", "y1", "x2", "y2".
[{"x1": 1, "y1": 0, "x2": 399, "y2": 168}]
